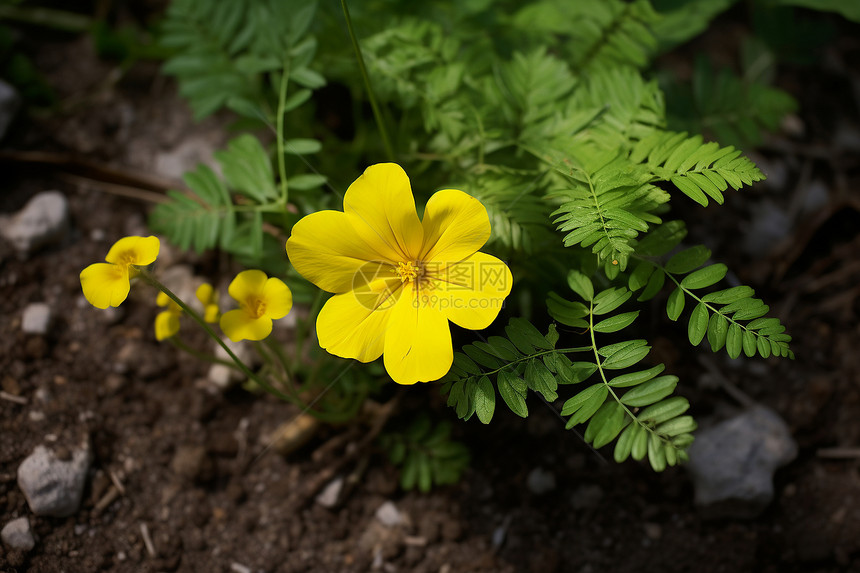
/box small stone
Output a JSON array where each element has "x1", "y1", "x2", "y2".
[
  {"x1": 208, "y1": 338, "x2": 257, "y2": 389},
  {"x1": 17, "y1": 442, "x2": 92, "y2": 517},
  {"x1": 1, "y1": 517, "x2": 35, "y2": 551},
  {"x1": 375, "y1": 501, "x2": 404, "y2": 527},
  {"x1": 526, "y1": 467, "x2": 556, "y2": 495},
  {"x1": 1, "y1": 191, "x2": 70, "y2": 258},
  {"x1": 22, "y1": 303, "x2": 52, "y2": 335},
  {"x1": 315, "y1": 476, "x2": 344, "y2": 508},
  {"x1": 0, "y1": 79, "x2": 21, "y2": 140},
  {"x1": 170, "y1": 445, "x2": 213, "y2": 483},
  {"x1": 686, "y1": 406, "x2": 797, "y2": 519}
]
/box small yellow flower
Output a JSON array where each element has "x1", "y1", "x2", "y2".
[
  {"x1": 196, "y1": 283, "x2": 220, "y2": 323},
  {"x1": 154, "y1": 291, "x2": 182, "y2": 341},
  {"x1": 286, "y1": 163, "x2": 513, "y2": 385},
  {"x1": 80, "y1": 236, "x2": 160, "y2": 309},
  {"x1": 220, "y1": 270, "x2": 293, "y2": 342}
]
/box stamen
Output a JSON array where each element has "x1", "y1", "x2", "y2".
[{"x1": 395, "y1": 261, "x2": 423, "y2": 283}]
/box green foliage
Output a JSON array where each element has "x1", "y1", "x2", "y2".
[
  {"x1": 381, "y1": 416, "x2": 470, "y2": 492},
  {"x1": 149, "y1": 133, "x2": 324, "y2": 268},
  {"x1": 159, "y1": 0, "x2": 323, "y2": 120},
  {"x1": 664, "y1": 55, "x2": 798, "y2": 147}
]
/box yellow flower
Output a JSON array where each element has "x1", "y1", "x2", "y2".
[
  {"x1": 196, "y1": 283, "x2": 220, "y2": 323},
  {"x1": 220, "y1": 270, "x2": 293, "y2": 342},
  {"x1": 286, "y1": 163, "x2": 513, "y2": 385},
  {"x1": 154, "y1": 291, "x2": 182, "y2": 341},
  {"x1": 80, "y1": 236, "x2": 160, "y2": 309}
]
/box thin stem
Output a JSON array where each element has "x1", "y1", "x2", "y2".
[
  {"x1": 341, "y1": 0, "x2": 395, "y2": 161},
  {"x1": 276, "y1": 57, "x2": 290, "y2": 204},
  {"x1": 481, "y1": 346, "x2": 592, "y2": 377},
  {"x1": 138, "y1": 269, "x2": 293, "y2": 403},
  {"x1": 168, "y1": 337, "x2": 238, "y2": 369}
]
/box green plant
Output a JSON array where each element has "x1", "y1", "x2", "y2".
[
  {"x1": 142, "y1": 0, "x2": 802, "y2": 482},
  {"x1": 381, "y1": 416, "x2": 470, "y2": 492}
]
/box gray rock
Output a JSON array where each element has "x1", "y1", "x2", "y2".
[
  {"x1": 526, "y1": 467, "x2": 556, "y2": 495},
  {"x1": 1, "y1": 517, "x2": 35, "y2": 551},
  {"x1": 22, "y1": 303, "x2": 52, "y2": 335},
  {"x1": 0, "y1": 80, "x2": 21, "y2": 141},
  {"x1": 17, "y1": 442, "x2": 92, "y2": 517},
  {"x1": 315, "y1": 476, "x2": 344, "y2": 508},
  {"x1": 687, "y1": 406, "x2": 797, "y2": 519},
  {"x1": 1, "y1": 191, "x2": 70, "y2": 258},
  {"x1": 208, "y1": 337, "x2": 256, "y2": 389},
  {"x1": 375, "y1": 501, "x2": 404, "y2": 527}
]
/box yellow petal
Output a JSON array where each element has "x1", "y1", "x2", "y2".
[
  {"x1": 227, "y1": 269, "x2": 268, "y2": 302},
  {"x1": 80, "y1": 262, "x2": 130, "y2": 309},
  {"x1": 105, "y1": 236, "x2": 160, "y2": 266},
  {"x1": 344, "y1": 163, "x2": 424, "y2": 261},
  {"x1": 428, "y1": 252, "x2": 513, "y2": 330},
  {"x1": 383, "y1": 282, "x2": 453, "y2": 385},
  {"x1": 154, "y1": 310, "x2": 180, "y2": 341},
  {"x1": 420, "y1": 189, "x2": 491, "y2": 263},
  {"x1": 287, "y1": 210, "x2": 396, "y2": 293},
  {"x1": 156, "y1": 291, "x2": 170, "y2": 307},
  {"x1": 220, "y1": 309, "x2": 272, "y2": 342},
  {"x1": 196, "y1": 283, "x2": 214, "y2": 305},
  {"x1": 262, "y1": 277, "x2": 293, "y2": 319},
  {"x1": 316, "y1": 282, "x2": 402, "y2": 362},
  {"x1": 203, "y1": 304, "x2": 220, "y2": 324}
]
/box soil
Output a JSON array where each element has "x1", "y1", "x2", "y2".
[{"x1": 2, "y1": 8, "x2": 860, "y2": 573}]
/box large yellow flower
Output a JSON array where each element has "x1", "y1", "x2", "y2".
[
  {"x1": 286, "y1": 163, "x2": 512, "y2": 385},
  {"x1": 80, "y1": 236, "x2": 160, "y2": 309}
]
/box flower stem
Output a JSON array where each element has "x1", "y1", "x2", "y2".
[
  {"x1": 138, "y1": 269, "x2": 292, "y2": 403},
  {"x1": 340, "y1": 0, "x2": 395, "y2": 162},
  {"x1": 168, "y1": 337, "x2": 238, "y2": 369}
]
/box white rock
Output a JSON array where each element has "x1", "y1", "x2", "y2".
[
  {"x1": 1, "y1": 517, "x2": 35, "y2": 551},
  {"x1": 526, "y1": 467, "x2": 556, "y2": 495},
  {"x1": 1, "y1": 191, "x2": 70, "y2": 258},
  {"x1": 375, "y1": 501, "x2": 403, "y2": 527},
  {"x1": 0, "y1": 79, "x2": 21, "y2": 141},
  {"x1": 208, "y1": 338, "x2": 256, "y2": 389},
  {"x1": 21, "y1": 303, "x2": 52, "y2": 335},
  {"x1": 315, "y1": 476, "x2": 344, "y2": 508},
  {"x1": 17, "y1": 442, "x2": 92, "y2": 517},
  {"x1": 686, "y1": 406, "x2": 797, "y2": 519}
]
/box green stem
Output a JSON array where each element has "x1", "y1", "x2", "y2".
[
  {"x1": 587, "y1": 301, "x2": 671, "y2": 448},
  {"x1": 340, "y1": 0, "x2": 395, "y2": 162},
  {"x1": 138, "y1": 269, "x2": 292, "y2": 403},
  {"x1": 168, "y1": 337, "x2": 238, "y2": 369},
  {"x1": 276, "y1": 57, "x2": 290, "y2": 204},
  {"x1": 481, "y1": 346, "x2": 592, "y2": 377}
]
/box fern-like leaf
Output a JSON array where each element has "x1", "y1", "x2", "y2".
[{"x1": 631, "y1": 131, "x2": 765, "y2": 206}]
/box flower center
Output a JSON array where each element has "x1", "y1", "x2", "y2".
[
  {"x1": 395, "y1": 260, "x2": 424, "y2": 283},
  {"x1": 246, "y1": 296, "x2": 267, "y2": 318}
]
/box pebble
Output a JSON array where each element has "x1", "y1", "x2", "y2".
[
  {"x1": 208, "y1": 338, "x2": 256, "y2": 389},
  {"x1": 375, "y1": 501, "x2": 404, "y2": 527},
  {"x1": 315, "y1": 476, "x2": 344, "y2": 508},
  {"x1": 170, "y1": 445, "x2": 213, "y2": 483},
  {"x1": 21, "y1": 302, "x2": 52, "y2": 335},
  {"x1": 0, "y1": 79, "x2": 20, "y2": 140},
  {"x1": 686, "y1": 406, "x2": 797, "y2": 519},
  {"x1": 1, "y1": 191, "x2": 70, "y2": 258},
  {"x1": 17, "y1": 442, "x2": 92, "y2": 517},
  {"x1": 526, "y1": 467, "x2": 556, "y2": 495},
  {"x1": 1, "y1": 517, "x2": 35, "y2": 551}
]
